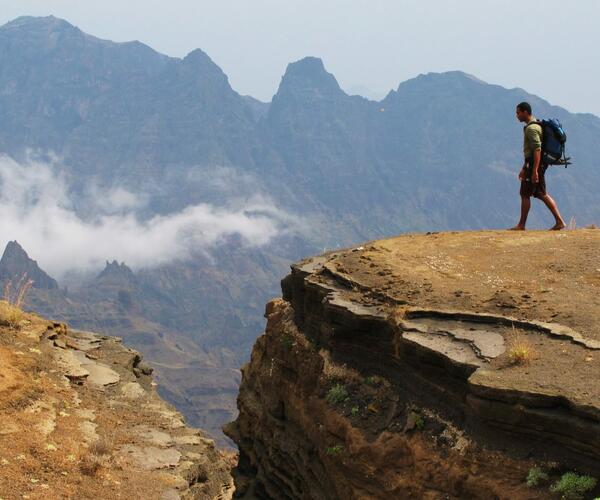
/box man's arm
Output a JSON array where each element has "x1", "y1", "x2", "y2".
[{"x1": 532, "y1": 149, "x2": 541, "y2": 183}]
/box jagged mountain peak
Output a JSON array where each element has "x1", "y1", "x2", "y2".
[
  {"x1": 180, "y1": 47, "x2": 229, "y2": 83},
  {"x1": 96, "y1": 260, "x2": 136, "y2": 282},
  {"x1": 276, "y1": 56, "x2": 342, "y2": 97},
  {"x1": 285, "y1": 56, "x2": 328, "y2": 77},
  {"x1": 2, "y1": 240, "x2": 28, "y2": 259},
  {"x1": 183, "y1": 48, "x2": 216, "y2": 66},
  {"x1": 0, "y1": 241, "x2": 58, "y2": 290}
]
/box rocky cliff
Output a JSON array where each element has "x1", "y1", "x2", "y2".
[
  {"x1": 225, "y1": 229, "x2": 600, "y2": 499},
  {"x1": 0, "y1": 305, "x2": 234, "y2": 498},
  {"x1": 3, "y1": 15, "x2": 600, "y2": 452}
]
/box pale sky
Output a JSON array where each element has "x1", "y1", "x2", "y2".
[{"x1": 1, "y1": 0, "x2": 600, "y2": 115}]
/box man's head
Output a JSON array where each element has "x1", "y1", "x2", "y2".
[{"x1": 516, "y1": 101, "x2": 533, "y2": 123}]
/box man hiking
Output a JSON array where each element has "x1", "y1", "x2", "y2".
[{"x1": 510, "y1": 101, "x2": 566, "y2": 231}]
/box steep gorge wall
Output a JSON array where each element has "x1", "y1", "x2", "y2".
[{"x1": 225, "y1": 234, "x2": 600, "y2": 499}]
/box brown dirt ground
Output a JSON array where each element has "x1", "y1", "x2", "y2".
[
  {"x1": 0, "y1": 310, "x2": 232, "y2": 500},
  {"x1": 321, "y1": 229, "x2": 600, "y2": 412},
  {"x1": 0, "y1": 315, "x2": 161, "y2": 499}
]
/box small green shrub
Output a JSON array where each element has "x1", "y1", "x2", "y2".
[
  {"x1": 350, "y1": 406, "x2": 359, "y2": 416},
  {"x1": 549, "y1": 472, "x2": 597, "y2": 499},
  {"x1": 280, "y1": 334, "x2": 293, "y2": 350},
  {"x1": 307, "y1": 337, "x2": 319, "y2": 350},
  {"x1": 527, "y1": 467, "x2": 549, "y2": 487},
  {"x1": 326, "y1": 384, "x2": 348, "y2": 405},
  {"x1": 414, "y1": 414, "x2": 425, "y2": 430},
  {"x1": 325, "y1": 445, "x2": 343, "y2": 456},
  {"x1": 364, "y1": 375, "x2": 377, "y2": 385}
]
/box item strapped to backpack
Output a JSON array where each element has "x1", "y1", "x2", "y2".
[{"x1": 525, "y1": 118, "x2": 572, "y2": 167}]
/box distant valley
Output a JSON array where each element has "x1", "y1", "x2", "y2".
[{"x1": 1, "y1": 15, "x2": 599, "y2": 444}]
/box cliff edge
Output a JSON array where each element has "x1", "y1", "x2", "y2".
[
  {"x1": 0, "y1": 306, "x2": 234, "y2": 499},
  {"x1": 225, "y1": 229, "x2": 600, "y2": 499}
]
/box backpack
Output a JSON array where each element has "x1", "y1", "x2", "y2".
[{"x1": 526, "y1": 118, "x2": 571, "y2": 167}]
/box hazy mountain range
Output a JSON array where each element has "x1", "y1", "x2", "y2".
[{"x1": 1, "y1": 15, "x2": 598, "y2": 443}]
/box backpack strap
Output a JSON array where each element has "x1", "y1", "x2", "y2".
[{"x1": 524, "y1": 120, "x2": 542, "y2": 129}]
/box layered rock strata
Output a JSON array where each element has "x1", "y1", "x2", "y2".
[{"x1": 226, "y1": 230, "x2": 600, "y2": 499}]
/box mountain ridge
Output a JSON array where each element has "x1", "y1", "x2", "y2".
[
  {"x1": 6, "y1": 15, "x2": 598, "y2": 118},
  {"x1": 2, "y1": 14, "x2": 599, "y2": 446}
]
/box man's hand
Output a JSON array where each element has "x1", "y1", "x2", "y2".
[
  {"x1": 519, "y1": 167, "x2": 526, "y2": 181},
  {"x1": 532, "y1": 170, "x2": 539, "y2": 183}
]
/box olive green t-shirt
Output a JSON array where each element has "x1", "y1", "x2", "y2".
[{"x1": 523, "y1": 117, "x2": 542, "y2": 160}]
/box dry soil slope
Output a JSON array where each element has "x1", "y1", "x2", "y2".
[{"x1": 0, "y1": 308, "x2": 234, "y2": 499}]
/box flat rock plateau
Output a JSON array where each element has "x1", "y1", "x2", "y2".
[{"x1": 226, "y1": 229, "x2": 600, "y2": 499}]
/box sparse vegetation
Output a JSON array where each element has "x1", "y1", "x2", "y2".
[
  {"x1": 325, "y1": 444, "x2": 344, "y2": 456},
  {"x1": 307, "y1": 335, "x2": 320, "y2": 351},
  {"x1": 350, "y1": 406, "x2": 359, "y2": 416},
  {"x1": 507, "y1": 338, "x2": 536, "y2": 365},
  {"x1": 79, "y1": 438, "x2": 113, "y2": 476},
  {"x1": 0, "y1": 274, "x2": 33, "y2": 329},
  {"x1": 527, "y1": 466, "x2": 549, "y2": 487},
  {"x1": 364, "y1": 375, "x2": 377, "y2": 386},
  {"x1": 79, "y1": 453, "x2": 103, "y2": 476},
  {"x1": 321, "y1": 349, "x2": 363, "y2": 383},
  {"x1": 326, "y1": 384, "x2": 349, "y2": 405},
  {"x1": 0, "y1": 300, "x2": 26, "y2": 329},
  {"x1": 89, "y1": 438, "x2": 112, "y2": 457},
  {"x1": 280, "y1": 334, "x2": 293, "y2": 350},
  {"x1": 3, "y1": 273, "x2": 34, "y2": 308},
  {"x1": 414, "y1": 413, "x2": 425, "y2": 430},
  {"x1": 549, "y1": 472, "x2": 597, "y2": 499}
]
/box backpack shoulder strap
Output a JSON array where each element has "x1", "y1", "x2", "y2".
[{"x1": 524, "y1": 120, "x2": 542, "y2": 129}]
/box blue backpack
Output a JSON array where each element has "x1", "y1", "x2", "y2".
[{"x1": 526, "y1": 118, "x2": 571, "y2": 167}]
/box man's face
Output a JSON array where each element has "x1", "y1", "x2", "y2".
[{"x1": 516, "y1": 108, "x2": 529, "y2": 123}]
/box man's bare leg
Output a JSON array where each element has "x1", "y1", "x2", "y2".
[
  {"x1": 539, "y1": 194, "x2": 566, "y2": 230},
  {"x1": 510, "y1": 195, "x2": 531, "y2": 230}
]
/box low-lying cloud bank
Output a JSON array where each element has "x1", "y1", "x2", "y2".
[{"x1": 0, "y1": 155, "x2": 298, "y2": 277}]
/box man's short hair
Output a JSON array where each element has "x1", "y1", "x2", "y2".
[{"x1": 517, "y1": 101, "x2": 532, "y2": 115}]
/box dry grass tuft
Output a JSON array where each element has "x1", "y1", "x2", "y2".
[
  {"x1": 0, "y1": 300, "x2": 26, "y2": 329},
  {"x1": 3, "y1": 274, "x2": 34, "y2": 308},
  {"x1": 320, "y1": 348, "x2": 363, "y2": 383},
  {"x1": 507, "y1": 339, "x2": 536, "y2": 365},
  {"x1": 79, "y1": 438, "x2": 113, "y2": 477},
  {"x1": 89, "y1": 438, "x2": 112, "y2": 457},
  {"x1": 0, "y1": 274, "x2": 34, "y2": 329},
  {"x1": 79, "y1": 453, "x2": 103, "y2": 476}
]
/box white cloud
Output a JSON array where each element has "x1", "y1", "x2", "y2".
[
  {"x1": 0, "y1": 155, "x2": 296, "y2": 277},
  {"x1": 87, "y1": 184, "x2": 149, "y2": 214}
]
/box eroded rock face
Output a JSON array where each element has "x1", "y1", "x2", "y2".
[
  {"x1": 226, "y1": 231, "x2": 600, "y2": 499},
  {"x1": 0, "y1": 316, "x2": 234, "y2": 499}
]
